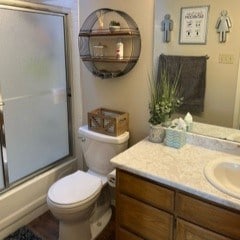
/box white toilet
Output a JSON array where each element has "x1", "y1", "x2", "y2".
[{"x1": 47, "y1": 125, "x2": 129, "y2": 240}]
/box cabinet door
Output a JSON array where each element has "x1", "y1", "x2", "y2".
[
  {"x1": 117, "y1": 193, "x2": 173, "y2": 240},
  {"x1": 117, "y1": 227, "x2": 143, "y2": 240},
  {"x1": 176, "y1": 193, "x2": 240, "y2": 239},
  {"x1": 117, "y1": 169, "x2": 174, "y2": 212},
  {"x1": 176, "y1": 219, "x2": 233, "y2": 240}
]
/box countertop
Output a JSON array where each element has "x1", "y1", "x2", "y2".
[{"x1": 110, "y1": 136, "x2": 240, "y2": 211}]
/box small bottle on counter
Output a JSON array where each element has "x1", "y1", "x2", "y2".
[
  {"x1": 116, "y1": 39, "x2": 123, "y2": 59},
  {"x1": 184, "y1": 112, "x2": 193, "y2": 131}
]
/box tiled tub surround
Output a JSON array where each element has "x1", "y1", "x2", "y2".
[{"x1": 111, "y1": 133, "x2": 240, "y2": 211}]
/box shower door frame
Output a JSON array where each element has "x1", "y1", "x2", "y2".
[{"x1": 0, "y1": 0, "x2": 73, "y2": 192}]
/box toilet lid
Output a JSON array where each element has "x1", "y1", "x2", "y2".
[{"x1": 48, "y1": 170, "x2": 102, "y2": 205}]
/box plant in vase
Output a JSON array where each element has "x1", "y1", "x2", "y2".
[
  {"x1": 109, "y1": 20, "x2": 121, "y2": 32},
  {"x1": 148, "y1": 67, "x2": 183, "y2": 142}
]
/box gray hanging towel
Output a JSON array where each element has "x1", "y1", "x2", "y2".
[{"x1": 158, "y1": 54, "x2": 207, "y2": 113}]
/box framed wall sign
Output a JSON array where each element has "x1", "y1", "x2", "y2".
[{"x1": 179, "y1": 5, "x2": 209, "y2": 44}]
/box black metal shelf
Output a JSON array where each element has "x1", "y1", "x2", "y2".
[{"x1": 78, "y1": 8, "x2": 141, "y2": 79}]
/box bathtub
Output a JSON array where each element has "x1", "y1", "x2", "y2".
[{"x1": 0, "y1": 158, "x2": 77, "y2": 239}]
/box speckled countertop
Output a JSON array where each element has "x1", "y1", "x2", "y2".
[{"x1": 110, "y1": 136, "x2": 240, "y2": 211}]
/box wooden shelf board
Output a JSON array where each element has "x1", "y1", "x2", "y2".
[
  {"x1": 81, "y1": 56, "x2": 138, "y2": 63},
  {"x1": 79, "y1": 29, "x2": 140, "y2": 37}
]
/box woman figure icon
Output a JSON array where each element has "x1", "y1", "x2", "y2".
[{"x1": 216, "y1": 10, "x2": 232, "y2": 43}]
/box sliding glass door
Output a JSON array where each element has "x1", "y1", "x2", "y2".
[{"x1": 0, "y1": 4, "x2": 71, "y2": 187}]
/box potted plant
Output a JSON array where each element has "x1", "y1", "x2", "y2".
[
  {"x1": 109, "y1": 20, "x2": 121, "y2": 32},
  {"x1": 148, "y1": 67, "x2": 183, "y2": 142}
]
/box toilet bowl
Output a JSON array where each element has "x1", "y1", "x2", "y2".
[
  {"x1": 47, "y1": 125, "x2": 129, "y2": 240},
  {"x1": 47, "y1": 171, "x2": 102, "y2": 240}
]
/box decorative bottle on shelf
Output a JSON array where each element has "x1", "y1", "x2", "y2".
[{"x1": 116, "y1": 39, "x2": 123, "y2": 60}]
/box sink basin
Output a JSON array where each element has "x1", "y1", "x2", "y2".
[{"x1": 204, "y1": 159, "x2": 240, "y2": 199}]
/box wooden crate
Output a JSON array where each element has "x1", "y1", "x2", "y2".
[{"x1": 88, "y1": 108, "x2": 129, "y2": 136}]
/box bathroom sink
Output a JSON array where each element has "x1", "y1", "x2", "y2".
[{"x1": 204, "y1": 159, "x2": 240, "y2": 199}]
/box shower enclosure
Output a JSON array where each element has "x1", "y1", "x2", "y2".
[{"x1": 0, "y1": 2, "x2": 72, "y2": 191}]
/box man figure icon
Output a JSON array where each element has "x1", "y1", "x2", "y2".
[{"x1": 161, "y1": 14, "x2": 173, "y2": 42}]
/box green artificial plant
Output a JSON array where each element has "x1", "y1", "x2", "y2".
[
  {"x1": 148, "y1": 67, "x2": 183, "y2": 125},
  {"x1": 109, "y1": 20, "x2": 120, "y2": 26}
]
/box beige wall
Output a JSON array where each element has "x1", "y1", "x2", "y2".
[
  {"x1": 79, "y1": 1, "x2": 240, "y2": 144},
  {"x1": 79, "y1": 0, "x2": 155, "y2": 145},
  {"x1": 154, "y1": 0, "x2": 240, "y2": 127}
]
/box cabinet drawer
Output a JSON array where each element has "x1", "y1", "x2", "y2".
[
  {"x1": 176, "y1": 219, "x2": 233, "y2": 240},
  {"x1": 117, "y1": 227, "x2": 144, "y2": 240},
  {"x1": 117, "y1": 193, "x2": 173, "y2": 240},
  {"x1": 117, "y1": 169, "x2": 174, "y2": 212},
  {"x1": 176, "y1": 193, "x2": 240, "y2": 240}
]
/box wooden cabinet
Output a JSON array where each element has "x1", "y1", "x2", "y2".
[
  {"x1": 116, "y1": 169, "x2": 174, "y2": 240},
  {"x1": 176, "y1": 192, "x2": 240, "y2": 240},
  {"x1": 117, "y1": 169, "x2": 174, "y2": 212},
  {"x1": 117, "y1": 227, "x2": 144, "y2": 240},
  {"x1": 176, "y1": 219, "x2": 232, "y2": 240},
  {"x1": 118, "y1": 193, "x2": 173, "y2": 240},
  {"x1": 116, "y1": 169, "x2": 240, "y2": 240}
]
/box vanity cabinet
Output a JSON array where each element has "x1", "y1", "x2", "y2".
[
  {"x1": 116, "y1": 169, "x2": 174, "y2": 240},
  {"x1": 176, "y1": 192, "x2": 240, "y2": 240},
  {"x1": 116, "y1": 169, "x2": 240, "y2": 240},
  {"x1": 176, "y1": 219, "x2": 232, "y2": 240}
]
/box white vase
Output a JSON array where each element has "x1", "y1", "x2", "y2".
[
  {"x1": 109, "y1": 25, "x2": 120, "y2": 32},
  {"x1": 149, "y1": 124, "x2": 165, "y2": 143}
]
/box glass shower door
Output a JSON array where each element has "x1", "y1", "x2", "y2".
[{"x1": 0, "y1": 7, "x2": 70, "y2": 185}]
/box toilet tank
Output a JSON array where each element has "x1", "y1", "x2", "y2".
[{"x1": 78, "y1": 125, "x2": 129, "y2": 175}]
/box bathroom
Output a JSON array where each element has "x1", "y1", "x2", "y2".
[{"x1": 0, "y1": 0, "x2": 240, "y2": 239}]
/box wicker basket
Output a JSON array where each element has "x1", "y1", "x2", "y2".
[
  {"x1": 165, "y1": 128, "x2": 186, "y2": 149},
  {"x1": 88, "y1": 108, "x2": 129, "y2": 136}
]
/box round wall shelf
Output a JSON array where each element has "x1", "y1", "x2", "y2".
[{"x1": 79, "y1": 8, "x2": 141, "y2": 79}]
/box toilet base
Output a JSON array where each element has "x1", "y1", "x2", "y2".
[
  {"x1": 90, "y1": 208, "x2": 112, "y2": 240},
  {"x1": 57, "y1": 207, "x2": 112, "y2": 240},
  {"x1": 59, "y1": 217, "x2": 91, "y2": 240}
]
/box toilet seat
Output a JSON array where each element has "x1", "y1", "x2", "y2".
[{"x1": 48, "y1": 170, "x2": 102, "y2": 205}]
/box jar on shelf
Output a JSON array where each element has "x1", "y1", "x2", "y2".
[{"x1": 93, "y1": 43, "x2": 105, "y2": 58}]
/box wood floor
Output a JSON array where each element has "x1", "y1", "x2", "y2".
[{"x1": 27, "y1": 208, "x2": 115, "y2": 240}]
